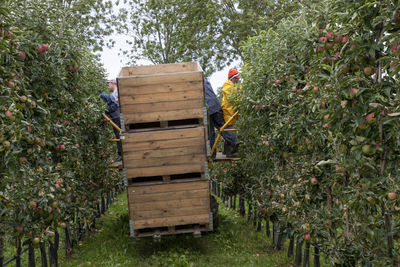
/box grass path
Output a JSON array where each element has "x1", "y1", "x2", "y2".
[{"x1": 60, "y1": 193, "x2": 293, "y2": 267}]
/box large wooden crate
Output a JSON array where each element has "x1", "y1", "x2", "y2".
[
  {"x1": 122, "y1": 126, "x2": 208, "y2": 185},
  {"x1": 117, "y1": 62, "x2": 205, "y2": 131},
  {"x1": 128, "y1": 179, "x2": 212, "y2": 237}
]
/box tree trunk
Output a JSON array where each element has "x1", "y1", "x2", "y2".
[
  {"x1": 65, "y1": 227, "x2": 72, "y2": 259},
  {"x1": 314, "y1": 245, "x2": 320, "y2": 267},
  {"x1": 252, "y1": 206, "x2": 257, "y2": 226},
  {"x1": 302, "y1": 241, "x2": 310, "y2": 267},
  {"x1": 28, "y1": 243, "x2": 36, "y2": 267},
  {"x1": 49, "y1": 231, "x2": 59, "y2": 267},
  {"x1": 40, "y1": 243, "x2": 48, "y2": 267},
  {"x1": 265, "y1": 218, "x2": 270, "y2": 237},
  {"x1": 238, "y1": 196, "x2": 245, "y2": 216},
  {"x1": 288, "y1": 234, "x2": 294, "y2": 257},
  {"x1": 256, "y1": 216, "x2": 262, "y2": 232},
  {"x1": 294, "y1": 237, "x2": 303, "y2": 267},
  {"x1": 16, "y1": 237, "x2": 21, "y2": 267},
  {"x1": 247, "y1": 203, "x2": 252, "y2": 223},
  {"x1": 0, "y1": 234, "x2": 4, "y2": 267}
]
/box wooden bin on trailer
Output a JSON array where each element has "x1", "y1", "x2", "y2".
[
  {"x1": 117, "y1": 62, "x2": 214, "y2": 238},
  {"x1": 117, "y1": 62, "x2": 206, "y2": 132}
]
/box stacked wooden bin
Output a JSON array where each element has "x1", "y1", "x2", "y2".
[{"x1": 117, "y1": 62, "x2": 214, "y2": 238}]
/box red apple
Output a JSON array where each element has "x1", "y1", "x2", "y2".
[
  {"x1": 304, "y1": 233, "x2": 311, "y2": 241},
  {"x1": 334, "y1": 34, "x2": 342, "y2": 43},
  {"x1": 261, "y1": 208, "x2": 267, "y2": 214},
  {"x1": 367, "y1": 196, "x2": 375, "y2": 204},
  {"x1": 52, "y1": 201, "x2": 58, "y2": 208},
  {"x1": 30, "y1": 201, "x2": 37, "y2": 208},
  {"x1": 36, "y1": 45, "x2": 43, "y2": 52},
  {"x1": 350, "y1": 88, "x2": 358, "y2": 97},
  {"x1": 41, "y1": 44, "x2": 49, "y2": 51},
  {"x1": 388, "y1": 192, "x2": 398, "y2": 200},
  {"x1": 342, "y1": 36, "x2": 350, "y2": 43},
  {"x1": 323, "y1": 114, "x2": 329, "y2": 121},
  {"x1": 32, "y1": 237, "x2": 40, "y2": 245},
  {"x1": 364, "y1": 67, "x2": 375, "y2": 76},
  {"x1": 311, "y1": 177, "x2": 318, "y2": 184},
  {"x1": 366, "y1": 113, "x2": 375, "y2": 124},
  {"x1": 312, "y1": 86, "x2": 319, "y2": 92},
  {"x1": 323, "y1": 123, "x2": 329, "y2": 129},
  {"x1": 275, "y1": 79, "x2": 281, "y2": 84},
  {"x1": 19, "y1": 52, "x2": 26, "y2": 60}
]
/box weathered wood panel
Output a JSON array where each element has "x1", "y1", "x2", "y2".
[
  {"x1": 123, "y1": 108, "x2": 203, "y2": 124},
  {"x1": 134, "y1": 214, "x2": 210, "y2": 229},
  {"x1": 118, "y1": 62, "x2": 202, "y2": 77}
]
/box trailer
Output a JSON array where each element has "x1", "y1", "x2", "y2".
[{"x1": 117, "y1": 62, "x2": 218, "y2": 238}]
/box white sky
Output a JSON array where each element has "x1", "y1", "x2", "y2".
[
  {"x1": 99, "y1": 38, "x2": 232, "y2": 92},
  {"x1": 98, "y1": 1, "x2": 235, "y2": 92}
]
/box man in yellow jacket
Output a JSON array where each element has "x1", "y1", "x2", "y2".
[
  {"x1": 221, "y1": 68, "x2": 241, "y2": 156},
  {"x1": 222, "y1": 68, "x2": 241, "y2": 126}
]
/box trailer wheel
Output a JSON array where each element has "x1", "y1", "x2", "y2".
[{"x1": 211, "y1": 195, "x2": 219, "y2": 230}]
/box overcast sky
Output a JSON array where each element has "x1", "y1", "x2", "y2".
[{"x1": 98, "y1": 1, "x2": 236, "y2": 92}]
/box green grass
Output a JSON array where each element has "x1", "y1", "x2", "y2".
[{"x1": 59, "y1": 193, "x2": 294, "y2": 267}]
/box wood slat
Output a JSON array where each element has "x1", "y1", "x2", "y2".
[
  {"x1": 120, "y1": 89, "x2": 203, "y2": 105},
  {"x1": 129, "y1": 188, "x2": 209, "y2": 203},
  {"x1": 130, "y1": 206, "x2": 209, "y2": 220},
  {"x1": 123, "y1": 108, "x2": 203, "y2": 124},
  {"x1": 123, "y1": 146, "x2": 205, "y2": 161},
  {"x1": 118, "y1": 62, "x2": 201, "y2": 77},
  {"x1": 122, "y1": 137, "x2": 204, "y2": 152},
  {"x1": 123, "y1": 127, "x2": 204, "y2": 143},
  {"x1": 129, "y1": 197, "x2": 209, "y2": 212},
  {"x1": 118, "y1": 71, "x2": 203, "y2": 87},
  {"x1": 121, "y1": 99, "x2": 203, "y2": 114},
  {"x1": 118, "y1": 80, "x2": 203, "y2": 96},
  {"x1": 125, "y1": 153, "x2": 205, "y2": 168},
  {"x1": 126, "y1": 163, "x2": 204, "y2": 178},
  {"x1": 134, "y1": 213, "x2": 210, "y2": 229},
  {"x1": 128, "y1": 180, "x2": 208, "y2": 195}
]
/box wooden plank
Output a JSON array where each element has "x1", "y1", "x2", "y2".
[
  {"x1": 125, "y1": 153, "x2": 205, "y2": 168},
  {"x1": 118, "y1": 62, "x2": 201, "y2": 77},
  {"x1": 118, "y1": 71, "x2": 203, "y2": 87},
  {"x1": 123, "y1": 146, "x2": 205, "y2": 161},
  {"x1": 124, "y1": 108, "x2": 203, "y2": 124},
  {"x1": 128, "y1": 180, "x2": 208, "y2": 195},
  {"x1": 129, "y1": 188, "x2": 209, "y2": 203},
  {"x1": 122, "y1": 137, "x2": 204, "y2": 152},
  {"x1": 120, "y1": 89, "x2": 203, "y2": 105},
  {"x1": 121, "y1": 99, "x2": 203, "y2": 114},
  {"x1": 123, "y1": 127, "x2": 204, "y2": 143},
  {"x1": 129, "y1": 197, "x2": 209, "y2": 212},
  {"x1": 118, "y1": 80, "x2": 203, "y2": 96},
  {"x1": 127, "y1": 163, "x2": 204, "y2": 178},
  {"x1": 134, "y1": 214, "x2": 210, "y2": 229},
  {"x1": 130, "y1": 206, "x2": 209, "y2": 220}
]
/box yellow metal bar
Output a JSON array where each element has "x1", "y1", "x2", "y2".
[
  {"x1": 209, "y1": 111, "x2": 238, "y2": 158},
  {"x1": 103, "y1": 114, "x2": 121, "y2": 132},
  {"x1": 109, "y1": 139, "x2": 120, "y2": 142},
  {"x1": 222, "y1": 129, "x2": 237, "y2": 132}
]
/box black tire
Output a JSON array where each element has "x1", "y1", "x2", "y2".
[{"x1": 210, "y1": 195, "x2": 219, "y2": 230}]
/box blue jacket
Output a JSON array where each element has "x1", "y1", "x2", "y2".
[
  {"x1": 99, "y1": 93, "x2": 120, "y2": 119},
  {"x1": 204, "y1": 79, "x2": 222, "y2": 115}
]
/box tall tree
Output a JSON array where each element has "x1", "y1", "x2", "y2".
[{"x1": 118, "y1": 0, "x2": 226, "y2": 76}]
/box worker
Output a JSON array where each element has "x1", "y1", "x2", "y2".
[
  {"x1": 204, "y1": 79, "x2": 239, "y2": 158},
  {"x1": 221, "y1": 68, "x2": 241, "y2": 126},
  {"x1": 99, "y1": 91, "x2": 122, "y2": 162},
  {"x1": 107, "y1": 79, "x2": 119, "y2": 102},
  {"x1": 220, "y1": 69, "x2": 241, "y2": 156}
]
